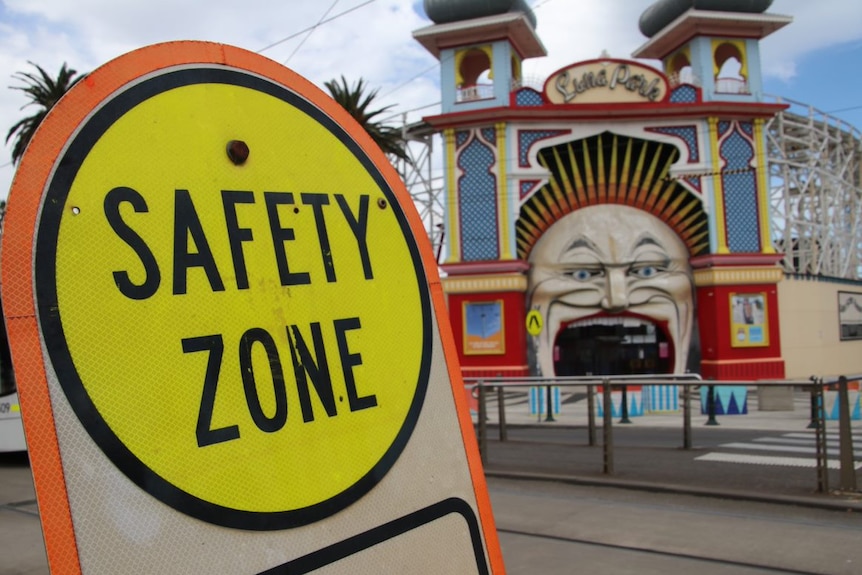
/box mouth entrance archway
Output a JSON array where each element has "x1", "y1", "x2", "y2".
[{"x1": 552, "y1": 317, "x2": 672, "y2": 377}]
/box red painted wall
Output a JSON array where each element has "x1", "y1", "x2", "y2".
[
  {"x1": 697, "y1": 283, "x2": 785, "y2": 379},
  {"x1": 447, "y1": 291, "x2": 529, "y2": 377}
]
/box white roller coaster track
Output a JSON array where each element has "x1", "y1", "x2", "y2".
[
  {"x1": 765, "y1": 95, "x2": 862, "y2": 280},
  {"x1": 395, "y1": 97, "x2": 862, "y2": 280}
]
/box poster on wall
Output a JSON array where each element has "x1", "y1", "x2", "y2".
[
  {"x1": 463, "y1": 300, "x2": 505, "y2": 355},
  {"x1": 730, "y1": 293, "x2": 769, "y2": 347},
  {"x1": 838, "y1": 291, "x2": 862, "y2": 341}
]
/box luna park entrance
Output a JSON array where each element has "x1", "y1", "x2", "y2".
[{"x1": 553, "y1": 320, "x2": 672, "y2": 376}]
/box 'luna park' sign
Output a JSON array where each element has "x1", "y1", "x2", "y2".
[{"x1": 544, "y1": 59, "x2": 669, "y2": 105}]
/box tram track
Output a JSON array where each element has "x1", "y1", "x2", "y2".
[
  {"x1": 489, "y1": 476, "x2": 862, "y2": 575},
  {"x1": 498, "y1": 526, "x2": 821, "y2": 574},
  {"x1": 0, "y1": 498, "x2": 39, "y2": 518}
]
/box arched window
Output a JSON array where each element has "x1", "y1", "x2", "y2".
[
  {"x1": 667, "y1": 51, "x2": 695, "y2": 86},
  {"x1": 714, "y1": 42, "x2": 748, "y2": 94},
  {"x1": 456, "y1": 47, "x2": 493, "y2": 102}
]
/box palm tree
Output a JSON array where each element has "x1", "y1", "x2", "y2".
[
  {"x1": 6, "y1": 61, "x2": 82, "y2": 165},
  {"x1": 324, "y1": 76, "x2": 410, "y2": 164}
]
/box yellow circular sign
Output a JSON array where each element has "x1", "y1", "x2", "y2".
[
  {"x1": 35, "y1": 61, "x2": 430, "y2": 530},
  {"x1": 526, "y1": 310, "x2": 544, "y2": 336}
]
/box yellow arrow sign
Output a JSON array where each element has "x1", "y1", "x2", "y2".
[{"x1": 526, "y1": 310, "x2": 543, "y2": 336}]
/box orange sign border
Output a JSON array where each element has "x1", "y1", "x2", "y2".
[{"x1": 2, "y1": 41, "x2": 503, "y2": 574}]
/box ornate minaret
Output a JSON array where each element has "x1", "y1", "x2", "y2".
[
  {"x1": 415, "y1": 0, "x2": 545, "y2": 115},
  {"x1": 636, "y1": 0, "x2": 788, "y2": 103},
  {"x1": 634, "y1": 0, "x2": 792, "y2": 380}
]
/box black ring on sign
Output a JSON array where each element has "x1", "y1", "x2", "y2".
[{"x1": 34, "y1": 67, "x2": 432, "y2": 531}]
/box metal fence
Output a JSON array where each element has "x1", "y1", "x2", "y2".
[{"x1": 466, "y1": 374, "x2": 860, "y2": 495}]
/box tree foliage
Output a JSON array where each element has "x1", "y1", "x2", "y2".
[
  {"x1": 6, "y1": 61, "x2": 82, "y2": 165},
  {"x1": 324, "y1": 76, "x2": 410, "y2": 164}
]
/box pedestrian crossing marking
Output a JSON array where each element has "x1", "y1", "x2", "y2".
[
  {"x1": 718, "y1": 441, "x2": 862, "y2": 458},
  {"x1": 782, "y1": 433, "x2": 862, "y2": 442},
  {"x1": 696, "y1": 452, "x2": 862, "y2": 470}
]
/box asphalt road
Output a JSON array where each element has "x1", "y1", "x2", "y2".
[
  {"x1": 3, "y1": 422, "x2": 862, "y2": 574},
  {"x1": 491, "y1": 477, "x2": 862, "y2": 575}
]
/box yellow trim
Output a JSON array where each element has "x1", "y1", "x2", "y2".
[
  {"x1": 445, "y1": 129, "x2": 461, "y2": 263},
  {"x1": 709, "y1": 117, "x2": 730, "y2": 254},
  {"x1": 701, "y1": 357, "x2": 783, "y2": 366},
  {"x1": 442, "y1": 274, "x2": 528, "y2": 294},
  {"x1": 693, "y1": 266, "x2": 783, "y2": 287},
  {"x1": 511, "y1": 53, "x2": 521, "y2": 83},
  {"x1": 496, "y1": 122, "x2": 512, "y2": 259},
  {"x1": 753, "y1": 119, "x2": 775, "y2": 254},
  {"x1": 712, "y1": 39, "x2": 749, "y2": 81}
]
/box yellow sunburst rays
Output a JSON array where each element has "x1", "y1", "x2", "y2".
[
  {"x1": 581, "y1": 138, "x2": 596, "y2": 205},
  {"x1": 567, "y1": 142, "x2": 588, "y2": 207},
  {"x1": 676, "y1": 208, "x2": 710, "y2": 255},
  {"x1": 551, "y1": 146, "x2": 576, "y2": 212},
  {"x1": 518, "y1": 135, "x2": 710, "y2": 259},
  {"x1": 615, "y1": 136, "x2": 633, "y2": 205},
  {"x1": 641, "y1": 150, "x2": 670, "y2": 212},
  {"x1": 542, "y1": 155, "x2": 568, "y2": 222},
  {"x1": 517, "y1": 155, "x2": 557, "y2": 254},
  {"x1": 595, "y1": 133, "x2": 608, "y2": 204},
  {"x1": 646, "y1": 146, "x2": 709, "y2": 255},
  {"x1": 608, "y1": 134, "x2": 620, "y2": 203},
  {"x1": 642, "y1": 149, "x2": 675, "y2": 214},
  {"x1": 516, "y1": 201, "x2": 550, "y2": 256},
  {"x1": 627, "y1": 140, "x2": 648, "y2": 209}
]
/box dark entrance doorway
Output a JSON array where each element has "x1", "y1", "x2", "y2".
[{"x1": 553, "y1": 320, "x2": 671, "y2": 376}]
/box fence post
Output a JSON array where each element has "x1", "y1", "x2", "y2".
[
  {"x1": 587, "y1": 384, "x2": 596, "y2": 447},
  {"x1": 477, "y1": 381, "x2": 487, "y2": 464},
  {"x1": 683, "y1": 383, "x2": 692, "y2": 449},
  {"x1": 545, "y1": 384, "x2": 555, "y2": 422},
  {"x1": 705, "y1": 384, "x2": 719, "y2": 426},
  {"x1": 602, "y1": 378, "x2": 614, "y2": 475},
  {"x1": 814, "y1": 378, "x2": 829, "y2": 493},
  {"x1": 497, "y1": 384, "x2": 507, "y2": 442},
  {"x1": 807, "y1": 376, "x2": 819, "y2": 429},
  {"x1": 619, "y1": 385, "x2": 632, "y2": 424},
  {"x1": 837, "y1": 376, "x2": 857, "y2": 492}
]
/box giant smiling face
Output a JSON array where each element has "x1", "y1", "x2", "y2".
[{"x1": 527, "y1": 204, "x2": 694, "y2": 376}]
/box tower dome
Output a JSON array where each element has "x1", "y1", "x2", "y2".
[
  {"x1": 639, "y1": 0, "x2": 773, "y2": 37},
  {"x1": 423, "y1": 0, "x2": 537, "y2": 28}
]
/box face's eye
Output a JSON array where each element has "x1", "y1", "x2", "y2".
[
  {"x1": 568, "y1": 268, "x2": 602, "y2": 281},
  {"x1": 630, "y1": 264, "x2": 663, "y2": 279}
]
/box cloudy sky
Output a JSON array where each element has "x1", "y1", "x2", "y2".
[{"x1": 0, "y1": 0, "x2": 860, "y2": 199}]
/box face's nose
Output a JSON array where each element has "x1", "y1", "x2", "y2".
[{"x1": 600, "y1": 267, "x2": 629, "y2": 313}]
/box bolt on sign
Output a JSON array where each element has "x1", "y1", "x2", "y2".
[{"x1": 2, "y1": 41, "x2": 503, "y2": 574}]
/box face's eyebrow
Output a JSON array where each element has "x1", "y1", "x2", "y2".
[
  {"x1": 564, "y1": 236, "x2": 604, "y2": 257},
  {"x1": 633, "y1": 235, "x2": 664, "y2": 250}
]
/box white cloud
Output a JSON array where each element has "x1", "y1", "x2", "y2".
[
  {"x1": 760, "y1": 0, "x2": 862, "y2": 81},
  {"x1": 0, "y1": 0, "x2": 860, "y2": 198}
]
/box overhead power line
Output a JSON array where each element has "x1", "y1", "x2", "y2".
[
  {"x1": 283, "y1": 0, "x2": 341, "y2": 65},
  {"x1": 256, "y1": 0, "x2": 375, "y2": 55}
]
